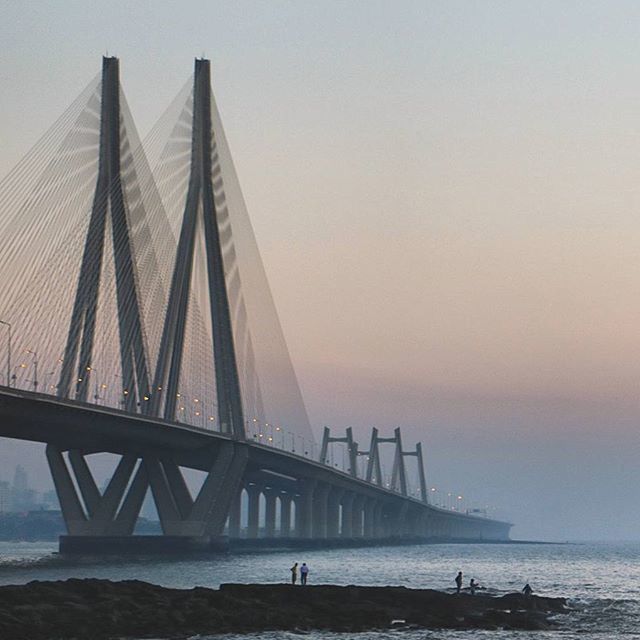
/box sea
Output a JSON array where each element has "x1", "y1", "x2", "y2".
[{"x1": 0, "y1": 540, "x2": 637, "y2": 639}]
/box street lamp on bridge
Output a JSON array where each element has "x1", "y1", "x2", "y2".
[
  {"x1": 0, "y1": 320, "x2": 11, "y2": 388},
  {"x1": 25, "y1": 349, "x2": 38, "y2": 391}
]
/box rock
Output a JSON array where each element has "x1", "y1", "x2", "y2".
[{"x1": 0, "y1": 579, "x2": 568, "y2": 638}]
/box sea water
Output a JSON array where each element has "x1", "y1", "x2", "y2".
[{"x1": 0, "y1": 540, "x2": 637, "y2": 638}]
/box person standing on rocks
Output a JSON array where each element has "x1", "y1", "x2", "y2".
[
  {"x1": 300, "y1": 562, "x2": 309, "y2": 585},
  {"x1": 290, "y1": 562, "x2": 298, "y2": 585},
  {"x1": 469, "y1": 578, "x2": 477, "y2": 595},
  {"x1": 455, "y1": 571, "x2": 463, "y2": 594}
]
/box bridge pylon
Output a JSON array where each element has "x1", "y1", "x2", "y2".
[
  {"x1": 150, "y1": 58, "x2": 245, "y2": 440},
  {"x1": 46, "y1": 442, "x2": 249, "y2": 552},
  {"x1": 319, "y1": 426, "x2": 358, "y2": 476},
  {"x1": 400, "y1": 441, "x2": 428, "y2": 503},
  {"x1": 57, "y1": 56, "x2": 151, "y2": 411},
  {"x1": 364, "y1": 427, "x2": 384, "y2": 485}
]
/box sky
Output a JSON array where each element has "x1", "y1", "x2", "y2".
[{"x1": 1, "y1": 0, "x2": 640, "y2": 541}]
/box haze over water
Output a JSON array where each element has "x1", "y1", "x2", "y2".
[{"x1": 1, "y1": 1, "x2": 640, "y2": 542}]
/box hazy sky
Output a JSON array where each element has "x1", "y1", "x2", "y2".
[{"x1": 2, "y1": 0, "x2": 640, "y2": 540}]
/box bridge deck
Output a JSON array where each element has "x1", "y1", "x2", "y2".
[{"x1": 0, "y1": 386, "x2": 507, "y2": 527}]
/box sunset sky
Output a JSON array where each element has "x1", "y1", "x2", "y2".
[{"x1": 2, "y1": 0, "x2": 640, "y2": 540}]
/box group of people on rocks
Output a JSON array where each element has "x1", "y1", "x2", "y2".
[
  {"x1": 287, "y1": 563, "x2": 532, "y2": 596},
  {"x1": 454, "y1": 570, "x2": 533, "y2": 597},
  {"x1": 290, "y1": 562, "x2": 309, "y2": 585}
]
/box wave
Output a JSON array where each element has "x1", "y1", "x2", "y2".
[{"x1": 564, "y1": 597, "x2": 640, "y2": 635}]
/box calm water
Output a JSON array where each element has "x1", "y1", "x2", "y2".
[{"x1": 0, "y1": 541, "x2": 638, "y2": 638}]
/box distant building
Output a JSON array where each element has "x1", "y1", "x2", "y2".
[
  {"x1": 11, "y1": 465, "x2": 37, "y2": 512},
  {"x1": 12, "y1": 465, "x2": 28, "y2": 494},
  {"x1": 0, "y1": 480, "x2": 10, "y2": 513}
]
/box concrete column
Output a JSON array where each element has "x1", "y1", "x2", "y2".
[
  {"x1": 428, "y1": 514, "x2": 437, "y2": 538},
  {"x1": 46, "y1": 446, "x2": 89, "y2": 535},
  {"x1": 279, "y1": 494, "x2": 292, "y2": 537},
  {"x1": 312, "y1": 484, "x2": 330, "y2": 539},
  {"x1": 421, "y1": 511, "x2": 432, "y2": 538},
  {"x1": 416, "y1": 511, "x2": 427, "y2": 537},
  {"x1": 109, "y1": 463, "x2": 148, "y2": 536},
  {"x1": 374, "y1": 502, "x2": 385, "y2": 538},
  {"x1": 341, "y1": 492, "x2": 354, "y2": 538},
  {"x1": 144, "y1": 456, "x2": 182, "y2": 534},
  {"x1": 68, "y1": 450, "x2": 101, "y2": 517},
  {"x1": 406, "y1": 508, "x2": 420, "y2": 537},
  {"x1": 326, "y1": 488, "x2": 343, "y2": 538},
  {"x1": 264, "y1": 488, "x2": 277, "y2": 538},
  {"x1": 363, "y1": 498, "x2": 376, "y2": 538},
  {"x1": 246, "y1": 484, "x2": 261, "y2": 539},
  {"x1": 443, "y1": 518, "x2": 453, "y2": 539},
  {"x1": 388, "y1": 502, "x2": 408, "y2": 538},
  {"x1": 411, "y1": 511, "x2": 421, "y2": 537},
  {"x1": 295, "y1": 480, "x2": 316, "y2": 538},
  {"x1": 228, "y1": 489, "x2": 241, "y2": 538},
  {"x1": 427, "y1": 513, "x2": 437, "y2": 539},
  {"x1": 352, "y1": 495, "x2": 365, "y2": 537},
  {"x1": 416, "y1": 511, "x2": 428, "y2": 537}
]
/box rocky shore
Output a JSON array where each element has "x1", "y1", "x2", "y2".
[{"x1": 0, "y1": 579, "x2": 568, "y2": 638}]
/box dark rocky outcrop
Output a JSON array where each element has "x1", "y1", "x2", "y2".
[{"x1": 0, "y1": 579, "x2": 568, "y2": 638}]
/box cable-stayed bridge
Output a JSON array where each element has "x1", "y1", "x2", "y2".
[{"x1": 0, "y1": 57, "x2": 510, "y2": 552}]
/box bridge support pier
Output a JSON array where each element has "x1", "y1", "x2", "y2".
[
  {"x1": 326, "y1": 489, "x2": 342, "y2": 538},
  {"x1": 312, "y1": 484, "x2": 330, "y2": 539},
  {"x1": 264, "y1": 488, "x2": 277, "y2": 538},
  {"x1": 352, "y1": 495, "x2": 365, "y2": 538},
  {"x1": 47, "y1": 446, "x2": 148, "y2": 537},
  {"x1": 363, "y1": 498, "x2": 376, "y2": 538},
  {"x1": 48, "y1": 441, "x2": 248, "y2": 552},
  {"x1": 228, "y1": 489, "x2": 242, "y2": 538},
  {"x1": 295, "y1": 480, "x2": 316, "y2": 538},
  {"x1": 404, "y1": 508, "x2": 420, "y2": 537},
  {"x1": 279, "y1": 494, "x2": 292, "y2": 537},
  {"x1": 393, "y1": 502, "x2": 409, "y2": 537},
  {"x1": 340, "y1": 492, "x2": 354, "y2": 538},
  {"x1": 375, "y1": 501, "x2": 386, "y2": 537},
  {"x1": 246, "y1": 484, "x2": 261, "y2": 538},
  {"x1": 146, "y1": 443, "x2": 248, "y2": 539}
]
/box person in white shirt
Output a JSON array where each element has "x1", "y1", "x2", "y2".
[{"x1": 300, "y1": 562, "x2": 309, "y2": 585}]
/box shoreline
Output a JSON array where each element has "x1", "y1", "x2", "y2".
[{"x1": 0, "y1": 578, "x2": 568, "y2": 638}]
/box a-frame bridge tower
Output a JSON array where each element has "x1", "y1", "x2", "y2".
[{"x1": 150, "y1": 59, "x2": 245, "y2": 439}]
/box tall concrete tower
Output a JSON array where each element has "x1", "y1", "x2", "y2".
[
  {"x1": 151, "y1": 59, "x2": 245, "y2": 439},
  {"x1": 57, "y1": 57, "x2": 150, "y2": 412}
]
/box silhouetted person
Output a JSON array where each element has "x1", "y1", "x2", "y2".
[
  {"x1": 522, "y1": 583, "x2": 533, "y2": 597},
  {"x1": 300, "y1": 562, "x2": 309, "y2": 585},
  {"x1": 290, "y1": 562, "x2": 298, "y2": 585},
  {"x1": 455, "y1": 571, "x2": 463, "y2": 594},
  {"x1": 469, "y1": 578, "x2": 477, "y2": 595}
]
